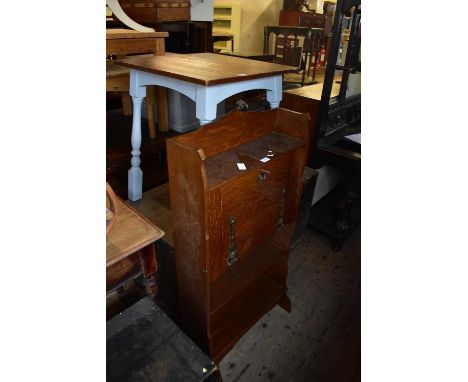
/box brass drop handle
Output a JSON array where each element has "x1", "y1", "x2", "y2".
[
  {"x1": 258, "y1": 169, "x2": 270, "y2": 183},
  {"x1": 277, "y1": 188, "x2": 287, "y2": 230},
  {"x1": 227, "y1": 215, "x2": 237, "y2": 266}
]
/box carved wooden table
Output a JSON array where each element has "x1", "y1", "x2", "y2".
[
  {"x1": 106, "y1": 197, "x2": 165, "y2": 296},
  {"x1": 114, "y1": 52, "x2": 296, "y2": 201}
]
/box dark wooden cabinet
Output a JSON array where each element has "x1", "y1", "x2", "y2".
[
  {"x1": 166, "y1": 108, "x2": 312, "y2": 361},
  {"x1": 119, "y1": 0, "x2": 191, "y2": 23},
  {"x1": 279, "y1": 10, "x2": 330, "y2": 32}
]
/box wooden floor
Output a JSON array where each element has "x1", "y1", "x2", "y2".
[{"x1": 219, "y1": 227, "x2": 360, "y2": 382}]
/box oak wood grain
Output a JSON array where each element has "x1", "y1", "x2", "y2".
[
  {"x1": 106, "y1": 29, "x2": 169, "y2": 40},
  {"x1": 114, "y1": 53, "x2": 297, "y2": 86}
]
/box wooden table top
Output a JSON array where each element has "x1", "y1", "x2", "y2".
[
  {"x1": 106, "y1": 28, "x2": 169, "y2": 40},
  {"x1": 212, "y1": 32, "x2": 233, "y2": 37},
  {"x1": 114, "y1": 53, "x2": 297, "y2": 86},
  {"x1": 106, "y1": 198, "x2": 164, "y2": 267},
  {"x1": 284, "y1": 78, "x2": 341, "y2": 101}
]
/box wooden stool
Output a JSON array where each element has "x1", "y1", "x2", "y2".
[{"x1": 106, "y1": 197, "x2": 165, "y2": 296}]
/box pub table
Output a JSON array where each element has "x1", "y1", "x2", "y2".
[{"x1": 115, "y1": 53, "x2": 296, "y2": 201}]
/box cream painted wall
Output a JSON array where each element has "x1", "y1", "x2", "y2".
[{"x1": 215, "y1": 0, "x2": 283, "y2": 53}]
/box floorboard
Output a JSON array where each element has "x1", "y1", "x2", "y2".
[{"x1": 218, "y1": 227, "x2": 360, "y2": 382}]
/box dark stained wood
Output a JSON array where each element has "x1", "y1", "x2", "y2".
[
  {"x1": 106, "y1": 252, "x2": 142, "y2": 293},
  {"x1": 166, "y1": 108, "x2": 313, "y2": 362},
  {"x1": 114, "y1": 53, "x2": 297, "y2": 86},
  {"x1": 118, "y1": 0, "x2": 191, "y2": 24},
  {"x1": 279, "y1": 10, "x2": 329, "y2": 30}
]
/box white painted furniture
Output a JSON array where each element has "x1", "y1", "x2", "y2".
[
  {"x1": 106, "y1": 0, "x2": 155, "y2": 32},
  {"x1": 114, "y1": 53, "x2": 296, "y2": 201}
]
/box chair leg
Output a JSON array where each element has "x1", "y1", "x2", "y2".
[
  {"x1": 121, "y1": 93, "x2": 133, "y2": 116},
  {"x1": 146, "y1": 86, "x2": 156, "y2": 139}
]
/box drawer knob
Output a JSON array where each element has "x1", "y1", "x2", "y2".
[
  {"x1": 227, "y1": 215, "x2": 237, "y2": 266},
  {"x1": 257, "y1": 169, "x2": 270, "y2": 183}
]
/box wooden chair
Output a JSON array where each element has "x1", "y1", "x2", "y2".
[
  {"x1": 106, "y1": 29, "x2": 169, "y2": 138},
  {"x1": 264, "y1": 25, "x2": 323, "y2": 87}
]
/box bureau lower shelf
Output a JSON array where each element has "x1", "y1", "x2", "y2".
[
  {"x1": 210, "y1": 274, "x2": 286, "y2": 358},
  {"x1": 210, "y1": 240, "x2": 286, "y2": 313}
]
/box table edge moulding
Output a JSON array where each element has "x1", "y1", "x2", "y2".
[{"x1": 166, "y1": 107, "x2": 313, "y2": 362}]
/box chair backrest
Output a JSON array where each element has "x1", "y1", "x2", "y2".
[
  {"x1": 273, "y1": 32, "x2": 303, "y2": 68},
  {"x1": 264, "y1": 26, "x2": 323, "y2": 69}
]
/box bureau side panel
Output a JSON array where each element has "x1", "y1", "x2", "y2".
[{"x1": 167, "y1": 140, "x2": 210, "y2": 351}]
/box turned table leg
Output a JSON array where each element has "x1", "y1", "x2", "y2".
[
  {"x1": 128, "y1": 95, "x2": 144, "y2": 201},
  {"x1": 139, "y1": 244, "x2": 158, "y2": 297}
]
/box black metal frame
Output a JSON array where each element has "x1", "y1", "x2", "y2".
[{"x1": 317, "y1": 0, "x2": 361, "y2": 145}]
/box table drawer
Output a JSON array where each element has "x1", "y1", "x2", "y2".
[{"x1": 106, "y1": 252, "x2": 142, "y2": 293}]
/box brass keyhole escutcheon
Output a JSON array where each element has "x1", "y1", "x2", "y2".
[{"x1": 258, "y1": 169, "x2": 270, "y2": 183}]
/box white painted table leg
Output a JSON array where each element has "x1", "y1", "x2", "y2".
[
  {"x1": 128, "y1": 96, "x2": 144, "y2": 201},
  {"x1": 196, "y1": 87, "x2": 218, "y2": 126},
  {"x1": 266, "y1": 75, "x2": 283, "y2": 109}
]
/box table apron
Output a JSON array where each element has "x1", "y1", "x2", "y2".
[{"x1": 129, "y1": 69, "x2": 283, "y2": 110}]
